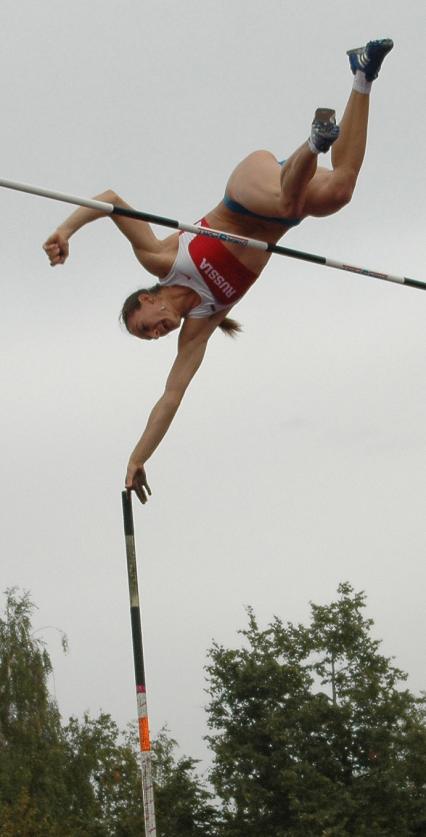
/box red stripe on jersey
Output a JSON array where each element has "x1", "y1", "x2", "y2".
[{"x1": 188, "y1": 219, "x2": 257, "y2": 306}]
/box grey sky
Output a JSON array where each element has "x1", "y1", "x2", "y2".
[{"x1": 1, "y1": 0, "x2": 425, "y2": 766}]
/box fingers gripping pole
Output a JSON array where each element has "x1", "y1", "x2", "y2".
[
  {"x1": 0, "y1": 177, "x2": 424, "y2": 290},
  {"x1": 121, "y1": 490, "x2": 157, "y2": 837}
]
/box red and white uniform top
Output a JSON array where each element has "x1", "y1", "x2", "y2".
[{"x1": 159, "y1": 219, "x2": 258, "y2": 318}]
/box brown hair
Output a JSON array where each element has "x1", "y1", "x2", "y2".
[{"x1": 120, "y1": 285, "x2": 242, "y2": 338}]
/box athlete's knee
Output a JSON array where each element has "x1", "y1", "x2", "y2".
[
  {"x1": 333, "y1": 185, "x2": 354, "y2": 209},
  {"x1": 332, "y1": 171, "x2": 357, "y2": 208}
]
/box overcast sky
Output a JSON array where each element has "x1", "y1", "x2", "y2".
[{"x1": 1, "y1": 0, "x2": 425, "y2": 768}]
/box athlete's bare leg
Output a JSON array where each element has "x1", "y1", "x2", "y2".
[
  {"x1": 225, "y1": 87, "x2": 370, "y2": 221},
  {"x1": 302, "y1": 90, "x2": 369, "y2": 217},
  {"x1": 278, "y1": 143, "x2": 319, "y2": 216},
  {"x1": 224, "y1": 39, "x2": 392, "y2": 225}
]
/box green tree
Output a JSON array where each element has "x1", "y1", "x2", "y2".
[
  {"x1": 151, "y1": 727, "x2": 219, "y2": 836},
  {"x1": 62, "y1": 713, "x2": 146, "y2": 836},
  {"x1": 0, "y1": 589, "x2": 146, "y2": 836},
  {"x1": 206, "y1": 583, "x2": 426, "y2": 836},
  {"x1": 0, "y1": 588, "x2": 71, "y2": 836},
  {"x1": 0, "y1": 589, "x2": 219, "y2": 836}
]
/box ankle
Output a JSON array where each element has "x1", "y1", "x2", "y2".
[
  {"x1": 307, "y1": 137, "x2": 320, "y2": 155},
  {"x1": 352, "y1": 70, "x2": 372, "y2": 95}
]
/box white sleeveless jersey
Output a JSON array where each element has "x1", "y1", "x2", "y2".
[{"x1": 159, "y1": 219, "x2": 257, "y2": 318}]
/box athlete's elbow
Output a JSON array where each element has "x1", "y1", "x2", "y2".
[
  {"x1": 106, "y1": 189, "x2": 121, "y2": 205},
  {"x1": 93, "y1": 188, "x2": 119, "y2": 205}
]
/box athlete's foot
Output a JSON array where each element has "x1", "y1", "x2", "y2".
[
  {"x1": 347, "y1": 38, "x2": 394, "y2": 81},
  {"x1": 308, "y1": 108, "x2": 340, "y2": 154}
]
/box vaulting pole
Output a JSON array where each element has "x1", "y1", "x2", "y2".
[
  {"x1": 121, "y1": 490, "x2": 157, "y2": 836},
  {"x1": 0, "y1": 177, "x2": 424, "y2": 290}
]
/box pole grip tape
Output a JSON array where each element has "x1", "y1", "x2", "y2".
[{"x1": 139, "y1": 716, "x2": 151, "y2": 752}]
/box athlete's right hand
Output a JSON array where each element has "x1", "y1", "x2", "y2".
[
  {"x1": 126, "y1": 460, "x2": 152, "y2": 505},
  {"x1": 43, "y1": 231, "x2": 69, "y2": 266}
]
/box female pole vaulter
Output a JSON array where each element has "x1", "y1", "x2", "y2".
[{"x1": 43, "y1": 39, "x2": 393, "y2": 504}]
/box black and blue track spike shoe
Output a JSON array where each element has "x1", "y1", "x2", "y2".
[
  {"x1": 309, "y1": 108, "x2": 340, "y2": 153},
  {"x1": 347, "y1": 38, "x2": 394, "y2": 81}
]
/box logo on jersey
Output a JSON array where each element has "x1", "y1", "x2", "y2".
[
  {"x1": 188, "y1": 220, "x2": 257, "y2": 306},
  {"x1": 199, "y1": 258, "x2": 236, "y2": 299}
]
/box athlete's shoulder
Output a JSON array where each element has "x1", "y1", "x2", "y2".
[{"x1": 143, "y1": 232, "x2": 179, "y2": 278}]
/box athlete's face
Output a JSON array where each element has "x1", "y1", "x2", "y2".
[{"x1": 126, "y1": 293, "x2": 181, "y2": 341}]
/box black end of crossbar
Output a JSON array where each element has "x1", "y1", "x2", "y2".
[{"x1": 404, "y1": 277, "x2": 426, "y2": 291}]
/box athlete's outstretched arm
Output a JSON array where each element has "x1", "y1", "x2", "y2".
[
  {"x1": 126, "y1": 313, "x2": 227, "y2": 504},
  {"x1": 42, "y1": 189, "x2": 170, "y2": 275},
  {"x1": 126, "y1": 338, "x2": 208, "y2": 503}
]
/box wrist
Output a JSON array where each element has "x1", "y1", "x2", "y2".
[
  {"x1": 129, "y1": 447, "x2": 147, "y2": 466},
  {"x1": 56, "y1": 223, "x2": 72, "y2": 239}
]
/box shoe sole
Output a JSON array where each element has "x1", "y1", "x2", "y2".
[{"x1": 313, "y1": 108, "x2": 336, "y2": 125}]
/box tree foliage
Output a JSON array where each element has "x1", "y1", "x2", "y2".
[
  {"x1": 205, "y1": 582, "x2": 426, "y2": 836},
  {"x1": 150, "y1": 727, "x2": 219, "y2": 836},
  {"x1": 0, "y1": 588, "x2": 69, "y2": 835},
  {"x1": 0, "y1": 589, "x2": 217, "y2": 836},
  {"x1": 1, "y1": 584, "x2": 425, "y2": 836}
]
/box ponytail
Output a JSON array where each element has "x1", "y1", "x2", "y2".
[{"x1": 219, "y1": 316, "x2": 242, "y2": 337}]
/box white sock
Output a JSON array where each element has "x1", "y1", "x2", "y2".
[
  {"x1": 307, "y1": 137, "x2": 320, "y2": 155},
  {"x1": 352, "y1": 70, "x2": 372, "y2": 95}
]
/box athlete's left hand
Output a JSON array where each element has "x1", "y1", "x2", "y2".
[
  {"x1": 125, "y1": 460, "x2": 152, "y2": 505},
  {"x1": 43, "y1": 230, "x2": 69, "y2": 266}
]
